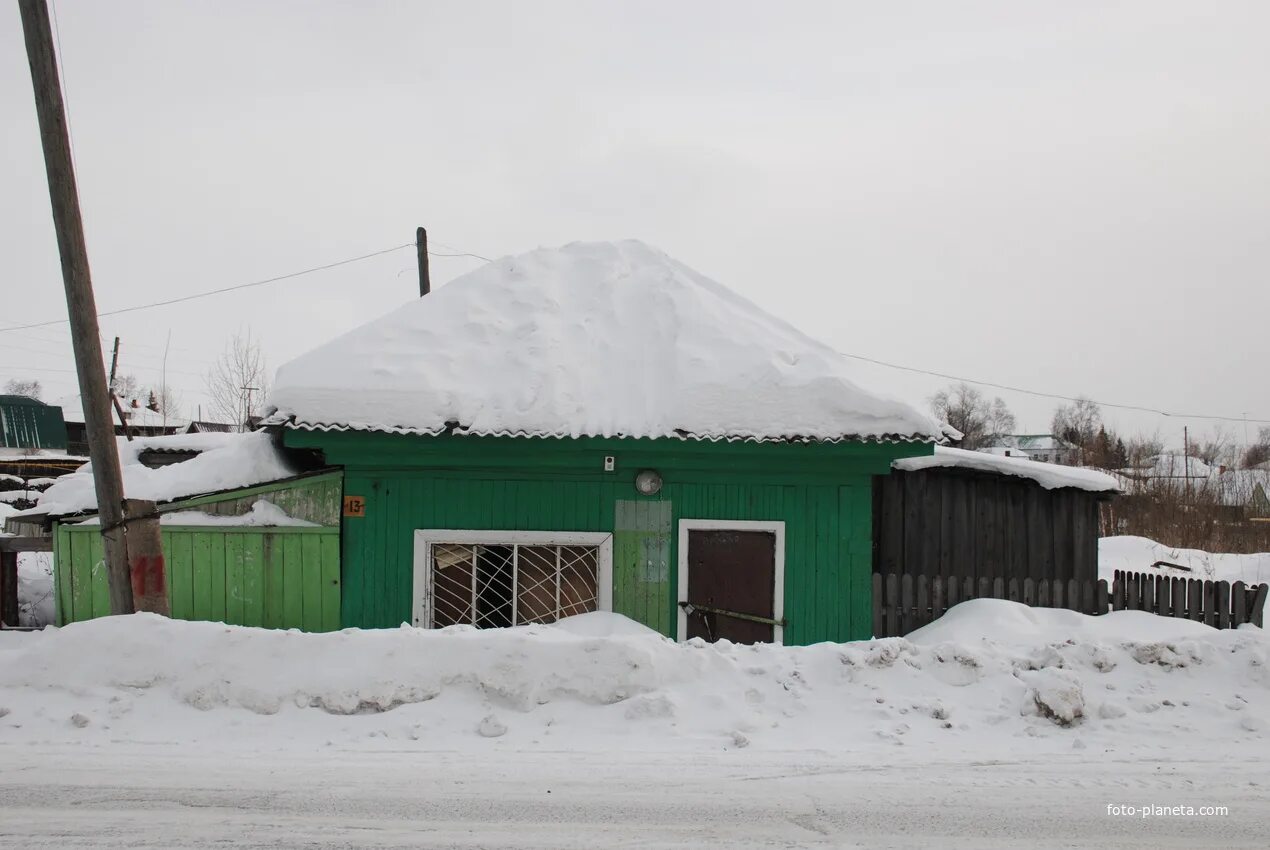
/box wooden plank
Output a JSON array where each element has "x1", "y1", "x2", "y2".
[
  {"x1": 88, "y1": 532, "x2": 110, "y2": 619},
  {"x1": 1036, "y1": 578, "x2": 1049, "y2": 609},
  {"x1": 262, "y1": 534, "x2": 285, "y2": 629},
  {"x1": 1251, "y1": 585, "x2": 1267, "y2": 628},
  {"x1": 872, "y1": 572, "x2": 882, "y2": 638},
  {"x1": 1215, "y1": 581, "x2": 1230, "y2": 630},
  {"x1": 900, "y1": 574, "x2": 913, "y2": 635},
  {"x1": 224, "y1": 535, "x2": 244, "y2": 625},
  {"x1": 241, "y1": 534, "x2": 265, "y2": 627},
  {"x1": 1008, "y1": 578, "x2": 1020, "y2": 604},
  {"x1": 1231, "y1": 581, "x2": 1247, "y2": 627},
  {"x1": 301, "y1": 533, "x2": 324, "y2": 632},
  {"x1": 283, "y1": 534, "x2": 304, "y2": 629},
  {"x1": 1202, "y1": 580, "x2": 1217, "y2": 627},
  {"x1": 69, "y1": 532, "x2": 90, "y2": 623},
  {"x1": 1096, "y1": 579, "x2": 1109, "y2": 615},
  {"x1": 191, "y1": 533, "x2": 213, "y2": 621},
  {"x1": 1171, "y1": 577, "x2": 1187, "y2": 621},
  {"x1": 990, "y1": 577, "x2": 1002, "y2": 600},
  {"x1": 932, "y1": 575, "x2": 945, "y2": 620},
  {"x1": 1187, "y1": 579, "x2": 1203, "y2": 622},
  {"x1": 916, "y1": 575, "x2": 929, "y2": 628},
  {"x1": 1082, "y1": 579, "x2": 1095, "y2": 615},
  {"x1": 0, "y1": 551, "x2": 18, "y2": 626},
  {"x1": 208, "y1": 534, "x2": 226, "y2": 622},
  {"x1": 1066, "y1": 578, "x2": 1080, "y2": 612},
  {"x1": 320, "y1": 532, "x2": 341, "y2": 632},
  {"x1": 0, "y1": 537, "x2": 52, "y2": 552}
]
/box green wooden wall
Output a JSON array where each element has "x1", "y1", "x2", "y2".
[
  {"x1": 52, "y1": 471, "x2": 344, "y2": 631},
  {"x1": 286, "y1": 430, "x2": 931, "y2": 644},
  {"x1": 54, "y1": 525, "x2": 340, "y2": 631}
]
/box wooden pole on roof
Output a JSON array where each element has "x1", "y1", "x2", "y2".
[
  {"x1": 416, "y1": 226, "x2": 431, "y2": 296},
  {"x1": 108, "y1": 336, "x2": 134, "y2": 441},
  {"x1": 19, "y1": 0, "x2": 164, "y2": 616}
]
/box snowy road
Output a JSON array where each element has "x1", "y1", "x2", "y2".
[{"x1": 1, "y1": 748, "x2": 1266, "y2": 849}]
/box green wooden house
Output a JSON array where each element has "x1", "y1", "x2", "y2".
[{"x1": 268, "y1": 240, "x2": 945, "y2": 645}]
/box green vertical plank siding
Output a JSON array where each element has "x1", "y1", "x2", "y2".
[
  {"x1": 55, "y1": 525, "x2": 341, "y2": 632},
  {"x1": 241, "y1": 535, "x2": 265, "y2": 627}
]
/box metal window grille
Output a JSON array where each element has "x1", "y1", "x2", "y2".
[{"x1": 429, "y1": 542, "x2": 599, "y2": 629}]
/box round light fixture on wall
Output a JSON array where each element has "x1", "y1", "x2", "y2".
[{"x1": 634, "y1": 469, "x2": 663, "y2": 496}]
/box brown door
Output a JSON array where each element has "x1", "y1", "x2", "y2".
[{"x1": 684, "y1": 529, "x2": 776, "y2": 644}]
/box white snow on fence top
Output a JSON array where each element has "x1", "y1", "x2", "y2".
[
  {"x1": 267, "y1": 240, "x2": 946, "y2": 443},
  {"x1": 22, "y1": 432, "x2": 298, "y2": 518},
  {"x1": 893, "y1": 446, "x2": 1121, "y2": 492}
]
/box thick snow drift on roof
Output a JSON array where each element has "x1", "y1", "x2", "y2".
[
  {"x1": 268, "y1": 240, "x2": 944, "y2": 442},
  {"x1": 893, "y1": 446, "x2": 1120, "y2": 492},
  {"x1": 25, "y1": 432, "x2": 297, "y2": 518}
]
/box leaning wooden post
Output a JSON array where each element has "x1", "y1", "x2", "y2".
[{"x1": 123, "y1": 500, "x2": 168, "y2": 616}]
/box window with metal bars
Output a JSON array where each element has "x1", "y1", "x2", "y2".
[{"x1": 427, "y1": 542, "x2": 600, "y2": 629}]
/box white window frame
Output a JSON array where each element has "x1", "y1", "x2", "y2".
[
  {"x1": 412, "y1": 530, "x2": 613, "y2": 628},
  {"x1": 676, "y1": 519, "x2": 785, "y2": 644}
]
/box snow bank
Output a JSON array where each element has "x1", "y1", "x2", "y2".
[
  {"x1": 23, "y1": 432, "x2": 297, "y2": 518},
  {"x1": 1, "y1": 602, "x2": 1265, "y2": 756},
  {"x1": 894, "y1": 446, "x2": 1120, "y2": 492},
  {"x1": 268, "y1": 240, "x2": 945, "y2": 443}
]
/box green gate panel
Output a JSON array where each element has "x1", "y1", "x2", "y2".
[
  {"x1": 613, "y1": 499, "x2": 672, "y2": 635},
  {"x1": 54, "y1": 526, "x2": 341, "y2": 632}
]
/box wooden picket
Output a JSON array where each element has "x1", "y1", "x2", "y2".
[{"x1": 872, "y1": 569, "x2": 1267, "y2": 638}]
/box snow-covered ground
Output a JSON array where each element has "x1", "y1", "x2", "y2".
[
  {"x1": 1, "y1": 605, "x2": 1267, "y2": 847},
  {"x1": 1101, "y1": 535, "x2": 1270, "y2": 586}
]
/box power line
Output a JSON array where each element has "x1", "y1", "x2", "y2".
[
  {"x1": 0, "y1": 242, "x2": 414, "y2": 333},
  {"x1": 836, "y1": 349, "x2": 1270, "y2": 425}
]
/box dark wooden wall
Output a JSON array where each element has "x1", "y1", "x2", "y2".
[{"x1": 873, "y1": 468, "x2": 1108, "y2": 585}]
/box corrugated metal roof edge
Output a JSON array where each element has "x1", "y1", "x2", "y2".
[{"x1": 277, "y1": 418, "x2": 940, "y2": 445}]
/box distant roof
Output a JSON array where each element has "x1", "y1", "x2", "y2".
[
  {"x1": 267, "y1": 240, "x2": 948, "y2": 444},
  {"x1": 893, "y1": 446, "x2": 1121, "y2": 493},
  {"x1": 0, "y1": 395, "x2": 67, "y2": 451},
  {"x1": 56, "y1": 394, "x2": 189, "y2": 430},
  {"x1": 984, "y1": 434, "x2": 1074, "y2": 452}
]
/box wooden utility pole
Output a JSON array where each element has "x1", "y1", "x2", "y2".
[
  {"x1": 107, "y1": 335, "x2": 133, "y2": 441},
  {"x1": 416, "y1": 226, "x2": 431, "y2": 296},
  {"x1": 20, "y1": 0, "x2": 144, "y2": 615},
  {"x1": 1183, "y1": 425, "x2": 1190, "y2": 497}
]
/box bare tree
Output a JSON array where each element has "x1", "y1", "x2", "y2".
[
  {"x1": 4, "y1": 378, "x2": 43, "y2": 400},
  {"x1": 1051, "y1": 397, "x2": 1102, "y2": 463},
  {"x1": 985, "y1": 397, "x2": 1016, "y2": 438},
  {"x1": 206, "y1": 330, "x2": 269, "y2": 431},
  {"x1": 1243, "y1": 426, "x2": 1270, "y2": 469},
  {"x1": 111, "y1": 373, "x2": 139, "y2": 401},
  {"x1": 930, "y1": 383, "x2": 1015, "y2": 450},
  {"x1": 1196, "y1": 425, "x2": 1236, "y2": 469}
]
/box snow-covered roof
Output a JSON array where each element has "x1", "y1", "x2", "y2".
[
  {"x1": 18, "y1": 432, "x2": 298, "y2": 519},
  {"x1": 983, "y1": 434, "x2": 1073, "y2": 452},
  {"x1": 56, "y1": 393, "x2": 189, "y2": 430},
  {"x1": 267, "y1": 240, "x2": 947, "y2": 444},
  {"x1": 893, "y1": 446, "x2": 1121, "y2": 493}
]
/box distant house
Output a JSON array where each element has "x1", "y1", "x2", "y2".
[
  {"x1": 981, "y1": 434, "x2": 1078, "y2": 465},
  {"x1": 0, "y1": 395, "x2": 83, "y2": 479},
  {"x1": 57, "y1": 394, "x2": 187, "y2": 455}
]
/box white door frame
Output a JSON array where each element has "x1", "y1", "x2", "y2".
[
  {"x1": 412, "y1": 529, "x2": 613, "y2": 628},
  {"x1": 677, "y1": 519, "x2": 785, "y2": 644}
]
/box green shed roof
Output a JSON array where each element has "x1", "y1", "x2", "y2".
[{"x1": 0, "y1": 395, "x2": 68, "y2": 451}]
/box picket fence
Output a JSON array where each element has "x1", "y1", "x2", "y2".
[{"x1": 873, "y1": 570, "x2": 1266, "y2": 638}]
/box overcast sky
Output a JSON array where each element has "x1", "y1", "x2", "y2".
[{"x1": 2, "y1": 1, "x2": 1267, "y2": 446}]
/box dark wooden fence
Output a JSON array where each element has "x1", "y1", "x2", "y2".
[
  {"x1": 1112, "y1": 569, "x2": 1267, "y2": 630},
  {"x1": 873, "y1": 570, "x2": 1266, "y2": 637}
]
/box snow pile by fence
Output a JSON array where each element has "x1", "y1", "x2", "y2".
[
  {"x1": 0, "y1": 603, "x2": 1265, "y2": 757},
  {"x1": 1101, "y1": 535, "x2": 1270, "y2": 586}
]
